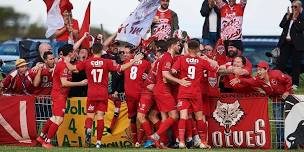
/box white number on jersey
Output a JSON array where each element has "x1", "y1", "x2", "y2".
[
  {"x1": 91, "y1": 69, "x2": 103, "y2": 83},
  {"x1": 188, "y1": 66, "x2": 196, "y2": 79},
  {"x1": 130, "y1": 66, "x2": 138, "y2": 80}
]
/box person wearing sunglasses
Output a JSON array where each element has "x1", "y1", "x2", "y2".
[{"x1": 277, "y1": 0, "x2": 304, "y2": 91}]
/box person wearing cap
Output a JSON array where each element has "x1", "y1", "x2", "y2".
[
  {"x1": 151, "y1": 0, "x2": 179, "y2": 40},
  {"x1": 1, "y1": 59, "x2": 33, "y2": 95},
  {"x1": 232, "y1": 60, "x2": 292, "y2": 149},
  {"x1": 277, "y1": 0, "x2": 304, "y2": 90}
]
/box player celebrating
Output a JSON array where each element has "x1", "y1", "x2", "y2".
[
  {"x1": 171, "y1": 40, "x2": 218, "y2": 149},
  {"x1": 36, "y1": 44, "x2": 87, "y2": 149},
  {"x1": 66, "y1": 43, "x2": 144, "y2": 148},
  {"x1": 123, "y1": 48, "x2": 151, "y2": 147},
  {"x1": 150, "y1": 38, "x2": 191, "y2": 148}
]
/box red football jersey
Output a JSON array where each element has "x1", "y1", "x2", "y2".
[
  {"x1": 30, "y1": 67, "x2": 53, "y2": 95},
  {"x1": 51, "y1": 60, "x2": 72, "y2": 98},
  {"x1": 172, "y1": 55, "x2": 217, "y2": 98},
  {"x1": 154, "y1": 52, "x2": 173, "y2": 93},
  {"x1": 124, "y1": 59, "x2": 151, "y2": 99},
  {"x1": 76, "y1": 57, "x2": 121, "y2": 100},
  {"x1": 152, "y1": 9, "x2": 174, "y2": 40}
]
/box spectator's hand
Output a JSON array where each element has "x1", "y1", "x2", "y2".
[
  {"x1": 84, "y1": 32, "x2": 90, "y2": 38},
  {"x1": 208, "y1": 0, "x2": 216, "y2": 7},
  {"x1": 112, "y1": 91, "x2": 119, "y2": 99},
  {"x1": 287, "y1": 7, "x2": 291, "y2": 20},
  {"x1": 178, "y1": 77, "x2": 191, "y2": 87},
  {"x1": 80, "y1": 79, "x2": 88, "y2": 86},
  {"x1": 282, "y1": 92, "x2": 290, "y2": 99},
  {"x1": 230, "y1": 78, "x2": 240, "y2": 86}
]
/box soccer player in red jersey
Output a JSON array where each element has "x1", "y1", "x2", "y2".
[
  {"x1": 66, "y1": 43, "x2": 144, "y2": 148},
  {"x1": 123, "y1": 48, "x2": 151, "y2": 146},
  {"x1": 150, "y1": 38, "x2": 191, "y2": 148},
  {"x1": 30, "y1": 51, "x2": 55, "y2": 95},
  {"x1": 36, "y1": 44, "x2": 88, "y2": 149},
  {"x1": 171, "y1": 40, "x2": 218, "y2": 149}
]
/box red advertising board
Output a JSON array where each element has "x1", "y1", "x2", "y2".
[
  {"x1": 0, "y1": 95, "x2": 37, "y2": 146},
  {"x1": 208, "y1": 93, "x2": 271, "y2": 149}
]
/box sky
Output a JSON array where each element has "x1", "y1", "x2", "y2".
[{"x1": 0, "y1": 0, "x2": 290, "y2": 38}]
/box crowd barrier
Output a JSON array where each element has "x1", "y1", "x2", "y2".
[{"x1": 33, "y1": 95, "x2": 285, "y2": 149}]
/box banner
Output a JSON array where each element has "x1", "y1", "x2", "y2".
[
  {"x1": 116, "y1": 0, "x2": 160, "y2": 46},
  {"x1": 57, "y1": 97, "x2": 132, "y2": 147},
  {"x1": 0, "y1": 96, "x2": 37, "y2": 146},
  {"x1": 208, "y1": 93, "x2": 271, "y2": 149},
  {"x1": 284, "y1": 95, "x2": 304, "y2": 149}
]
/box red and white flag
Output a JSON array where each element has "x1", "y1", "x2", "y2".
[
  {"x1": 44, "y1": 0, "x2": 65, "y2": 38},
  {"x1": 79, "y1": 1, "x2": 91, "y2": 49}
]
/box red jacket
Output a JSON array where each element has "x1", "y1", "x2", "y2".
[
  {"x1": 240, "y1": 70, "x2": 292, "y2": 96},
  {"x1": 2, "y1": 70, "x2": 33, "y2": 95}
]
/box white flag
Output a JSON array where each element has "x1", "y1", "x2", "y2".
[
  {"x1": 45, "y1": 0, "x2": 65, "y2": 38},
  {"x1": 116, "y1": 0, "x2": 160, "y2": 46}
]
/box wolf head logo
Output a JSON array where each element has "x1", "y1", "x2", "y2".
[{"x1": 213, "y1": 100, "x2": 244, "y2": 136}]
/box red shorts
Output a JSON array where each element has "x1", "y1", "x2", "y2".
[
  {"x1": 138, "y1": 91, "x2": 155, "y2": 115},
  {"x1": 86, "y1": 99, "x2": 108, "y2": 113},
  {"x1": 153, "y1": 92, "x2": 176, "y2": 113},
  {"x1": 52, "y1": 95, "x2": 67, "y2": 117},
  {"x1": 126, "y1": 96, "x2": 140, "y2": 118},
  {"x1": 177, "y1": 96, "x2": 203, "y2": 112}
]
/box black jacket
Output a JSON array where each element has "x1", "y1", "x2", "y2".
[
  {"x1": 278, "y1": 13, "x2": 304, "y2": 51},
  {"x1": 200, "y1": 0, "x2": 222, "y2": 39}
]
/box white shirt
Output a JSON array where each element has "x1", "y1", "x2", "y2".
[
  {"x1": 209, "y1": 8, "x2": 218, "y2": 33},
  {"x1": 286, "y1": 20, "x2": 294, "y2": 40}
]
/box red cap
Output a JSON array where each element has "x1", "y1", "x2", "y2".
[{"x1": 257, "y1": 61, "x2": 269, "y2": 70}]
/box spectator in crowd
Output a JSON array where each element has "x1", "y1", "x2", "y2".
[
  {"x1": 277, "y1": 0, "x2": 304, "y2": 89},
  {"x1": 215, "y1": 0, "x2": 247, "y2": 51},
  {"x1": 53, "y1": 2, "x2": 79, "y2": 53},
  {"x1": 200, "y1": 0, "x2": 225, "y2": 47},
  {"x1": 234, "y1": 61, "x2": 292, "y2": 149},
  {"x1": 29, "y1": 52, "x2": 55, "y2": 95},
  {"x1": 151, "y1": 0, "x2": 179, "y2": 40},
  {"x1": 68, "y1": 48, "x2": 89, "y2": 97},
  {"x1": 1, "y1": 59, "x2": 32, "y2": 95}
]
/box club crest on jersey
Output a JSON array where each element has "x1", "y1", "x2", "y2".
[
  {"x1": 186, "y1": 58, "x2": 199, "y2": 65},
  {"x1": 208, "y1": 77, "x2": 217, "y2": 87},
  {"x1": 217, "y1": 45, "x2": 225, "y2": 55},
  {"x1": 271, "y1": 79, "x2": 277, "y2": 85},
  {"x1": 91, "y1": 60, "x2": 103, "y2": 67}
]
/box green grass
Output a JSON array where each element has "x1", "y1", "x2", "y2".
[{"x1": 0, "y1": 146, "x2": 295, "y2": 152}]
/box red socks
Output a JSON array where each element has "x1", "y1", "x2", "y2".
[
  {"x1": 41, "y1": 119, "x2": 53, "y2": 135},
  {"x1": 186, "y1": 119, "x2": 193, "y2": 140},
  {"x1": 46, "y1": 123, "x2": 59, "y2": 141},
  {"x1": 197, "y1": 120, "x2": 208, "y2": 142},
  {"x1": 97, "y1": 119, "x2": 104, "y2": 141},
  {"x1": 85, "y1": 118, "x2": 93, "y2": 129},
  {"x1": 156, "y1": 117, "x2": 175, "y2": 136},
  {"x1": 178, "y1": 119, "x2": 186, "y2": 143},
  {"x1": 131, "y1": 122, "x2": 138, "y2": 144}
]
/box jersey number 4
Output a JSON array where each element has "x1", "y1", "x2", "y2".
[{"x1": 91, "y1": 69, "x2": 104, "y2": 83}]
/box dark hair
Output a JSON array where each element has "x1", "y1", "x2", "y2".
[
  {"x1": 155, "y1": 40, "x2": 168, "y2": 50},
  {"x1": 166, "y1": 38, "x2": 179, "y2": 49},
  {"x1": 235, "y1": 55, "x2": 247, "y2": 65},
  {"x1": 157, "y1": 48, "x2": 167, "y2": 54},
  {"x1": 187, "y1": 40, "x2": 200, "y2": 50},
  {"x1": 58, "y1": 44, "x2": 73, "y2": 56},
  {"x1": 91, "y1": 43, "x2": 103, "y2": 54},
  {"x1": 43, "y1": 51, "x2": 53, "y2": 60}
]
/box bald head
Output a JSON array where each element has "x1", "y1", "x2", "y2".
[{"x1": 39, "y1": 43, "x2": 52, "y2": 59}]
